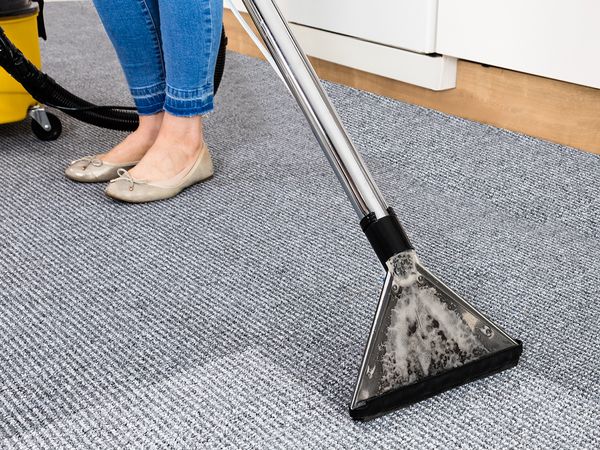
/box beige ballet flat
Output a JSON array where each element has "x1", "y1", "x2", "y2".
[
  {"x1": 65, "y1": 155, "x2": 139, "y2": 183},
  {"x1": 104, "y1": 143, "x2": 214, "y2": 203}
]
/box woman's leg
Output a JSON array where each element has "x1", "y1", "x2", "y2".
[
  {"x1": 91, "y1": 0, "x2": 167, "y2": 163},
  {"x1": 128, "y1": 0, "x2": 223, "y2": 181}
]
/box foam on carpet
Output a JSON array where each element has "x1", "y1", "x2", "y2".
[{"x1": 0, "y1": 2, "x2": 598, "y2": 449}]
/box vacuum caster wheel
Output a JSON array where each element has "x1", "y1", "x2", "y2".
[{"x1": 31, "y1": 112, "x2": 62, "y2": 141}]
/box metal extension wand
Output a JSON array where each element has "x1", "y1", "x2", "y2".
[{"x1": 240, "y1": 0, "x2": 522, "y2": 420}]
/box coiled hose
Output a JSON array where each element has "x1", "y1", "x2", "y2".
[{"x1": 0, "y1": 25, "x2": 227, "y2": 132}]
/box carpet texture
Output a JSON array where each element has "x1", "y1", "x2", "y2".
[{"x1": 0, "y1": 2, "x2": 598, "y2": 449}]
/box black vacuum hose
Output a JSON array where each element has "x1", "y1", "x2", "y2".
[{"x1": 0, "y1": 25, "x2": 227, "y2": 132}]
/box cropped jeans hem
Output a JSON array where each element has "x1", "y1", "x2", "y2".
[
  {"x1": 164, "y1": 84, "x2": 214, "y2": 117},
  {"x1": 131, "y1": 82, "x2": 166, "y2": 116}
]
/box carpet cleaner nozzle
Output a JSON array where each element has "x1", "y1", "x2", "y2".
[
  {"x1": 238, "y1": 0, "x2": 522, "y2": 419},
  {"x1": 349, "y1": 251, "x2": 522, "y2": 420}
]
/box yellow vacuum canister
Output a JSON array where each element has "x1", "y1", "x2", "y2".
[
  {"x1": 0, "y1": 0, "x2": 62, "y2": 141},
  {"x1": 0, "y1": 0, "x2": 41, "y2": 124}
]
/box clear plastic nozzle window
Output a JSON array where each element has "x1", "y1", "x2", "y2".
[{"x1": 354, "y1": 251, "x2": 518, "y2": 405}]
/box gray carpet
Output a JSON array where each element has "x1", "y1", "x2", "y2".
[{"x1": 0, "y1": 2, "x2": 598, "y2": 449}]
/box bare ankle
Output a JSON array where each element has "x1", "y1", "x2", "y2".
[
  {"x1": 100, "y1": 113, "x2": 164, "y2": 163},
  {"x1": 136, "y1": 112, "x2": 164, "y2": 140},
  {"x1": 157, "y1": 113, "x2": 204, "y2": 151}
]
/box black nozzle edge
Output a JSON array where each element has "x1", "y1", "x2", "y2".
[
  {"x1": 360, "y1": 207, "x2": 413, "y2": 267},
  {"x1": 349, "y1": 339, "x2": 523, "y2": 421}
]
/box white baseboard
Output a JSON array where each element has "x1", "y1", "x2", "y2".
[
  {"x1": 226, "y1": 1, "x2": 248, "y2": 12},
  {"x1": 290, "y1": 23, "x2": 456, "y2": 91}
]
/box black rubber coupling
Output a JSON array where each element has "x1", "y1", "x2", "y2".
[{"x1": 360, "y1": 207, "x2": 413, "y2": 267}]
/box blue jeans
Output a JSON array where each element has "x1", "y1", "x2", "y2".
[{"x1": 92, "y1": 0, "x2": 223, "y2": 117}]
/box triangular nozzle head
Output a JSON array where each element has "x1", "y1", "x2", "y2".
[{"x1": 350, "y1": 251, "x2": 522, "y2": 420}]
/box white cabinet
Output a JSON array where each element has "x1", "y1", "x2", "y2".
[{"x1": 436, "y1": 0, "x2": 600, "y2": 89}]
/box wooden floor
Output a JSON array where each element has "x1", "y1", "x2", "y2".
[{"x1": 224, "y1": 10, "x2": 600, "y2": 155}]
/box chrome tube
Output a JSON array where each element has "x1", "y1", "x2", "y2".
[{"x1": 241, "y1": 0, "x2": 389, "y2": 219}]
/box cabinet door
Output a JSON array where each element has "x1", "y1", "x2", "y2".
[
  {"x1": 436, "y1": 0, "x2": 600, "y2": 88},
  {"x1": 277, "y1": 0, "x2": 439, "y2": 54}
]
